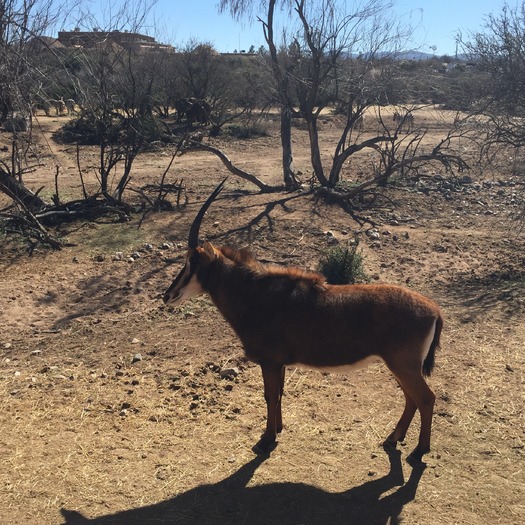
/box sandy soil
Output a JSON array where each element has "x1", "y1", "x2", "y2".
[{"x1": 0, "y1": 109, "x2": 524, "y2": 524}]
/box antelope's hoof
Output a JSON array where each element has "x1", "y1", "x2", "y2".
[
  {"x1": 383, "y1": 438, "x2": 397, "y2": 450},
  {"x1": 406, "y1": 447, "x2": 429, "y2": 467},
  {"x1": 383, "y1": 433, "x2": 402, "y2": 450},
  {"x1": 252, "y1": 438, "x2": 277, "y2": 455}
]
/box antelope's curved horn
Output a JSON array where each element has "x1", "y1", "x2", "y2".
[{"x1": 188, "y1": 178, "x2": 227, "y2": 249}]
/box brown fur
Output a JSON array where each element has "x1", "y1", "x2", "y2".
[{"x1": 219, "y1": 245, "x2": 326, "y2": 288}]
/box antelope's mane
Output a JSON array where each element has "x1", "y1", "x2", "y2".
[{"x1": 219, "y1": 245, "x2": 326, "y2": 288}]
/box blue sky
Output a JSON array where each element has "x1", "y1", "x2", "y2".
[{"x1": 79, "y1": 0, "x2": 507, "y2": 56}]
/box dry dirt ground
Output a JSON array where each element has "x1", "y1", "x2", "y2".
[{"x1": 1, "y1": 108, "x2": 524, "y2": 525}]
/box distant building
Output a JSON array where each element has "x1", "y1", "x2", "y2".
[{"x1": 57, "y1": 29, "x2": 173, "y2": 53}]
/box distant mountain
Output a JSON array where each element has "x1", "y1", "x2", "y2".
[
  {"x1": 352, "y1": 50, "x2": 470, "y2": 62},
  {"x1": 394, "y1": 50, "x2": 435, "y2": 60},
  {"x1": 394, "y1": 50, "x2": 471, "y2": 61}
]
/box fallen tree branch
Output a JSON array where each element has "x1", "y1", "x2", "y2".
[
  {"x1": 0, "y1": 166, "x2": 49, "y2": 210},
  {"x1": 2, "y1": 190, "x2": 63, "y2": 250},
  {"x1": 179, "y1": 141, "x2": 281, "y2": 193}
]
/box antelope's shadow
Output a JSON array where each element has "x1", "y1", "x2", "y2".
[{"x1": 61, "y1": 448, "x2": 425, "y2": 525}]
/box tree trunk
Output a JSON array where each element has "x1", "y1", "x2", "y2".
[
  {"x1": 281, "y1": 108, "x2": 299, "y2": 190},
  {"x1": 0, "y1": 168, "x2": 48, "y2": 210},
  {"x1": 306, "y1": 116, "x2": 330, "y2": 186}
]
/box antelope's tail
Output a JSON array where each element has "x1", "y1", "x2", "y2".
[{"x1": 422, "y1": 315, "x2": 443, "y2": 377}]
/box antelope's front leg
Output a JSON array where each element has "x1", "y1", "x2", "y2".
[{"x1": 253, "y1": 363, "x2": 284, "y2": 455}]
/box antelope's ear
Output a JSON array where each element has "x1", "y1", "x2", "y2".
[{"x1": 201, "y1": 241, "x2": 220, "y2": 261}]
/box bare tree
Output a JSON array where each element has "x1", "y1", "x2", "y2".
[
  {"x1": 460, "y1": 2, "x2": 525, "y2": 152},
  {"x1": 221, "y1": 0, "x2": 300, "y2": 190},
  {"x1": 290, "y1": 0, "x2": 400, "y2": 186},
  {"x1": 0, "y1": 0, "x2": 70, "y2": 207},
  {"x1": 57, "y1": 0, "x2": 160, "y2": 203}
]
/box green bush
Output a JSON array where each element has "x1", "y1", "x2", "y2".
[
  {"x1": 53, "y1": 114, "x2": 165, "y2": 145},
  {"x1": 226, "y1": 122, "x2": 269, "y2": 139},
  {"x1": 318, "y1": 241, "x2": 369, "y2": 285}
]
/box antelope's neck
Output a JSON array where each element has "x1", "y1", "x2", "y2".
[{"x1": 201, "y1": 261, "x2": 254, "y2": 327}]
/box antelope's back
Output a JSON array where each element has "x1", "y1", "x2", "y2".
[{"x1": 271, "y1": 282, "x2": 441, "y2": 368}]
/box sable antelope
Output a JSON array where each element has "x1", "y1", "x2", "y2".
[
  {"x1": 64, "y1": 98, "x2": 76, "y2": 115},
  {"x1": 393, "y1": 110, "x2": 414, "y2": 132},
  {"x1": 45, "y1": 98, "x2": 66, "y2": 116},
  {"x1": 175, "y1": 97, "x2": 211, "y2": 125},
  {"x1": 352, "y1": 114, "x2": 364, "y2": 130},
  {"x1": 163, "y1": 180, "x2": 443, "y2": 464}
]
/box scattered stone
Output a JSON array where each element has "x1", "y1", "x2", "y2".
[
  {"x1": 156, "y1": 468, "x2": 168, "y2": 480},
  {"x1": 143, "y1": 243, "x2": 154, "y2": 252},
  {"x1": 207, "y1": 362, "x2": 220, "y2": 372},
  {"x1": 161, "y1": 242, "x2": 173, "y2": 250},
  {"x1": 4, "y1": 343, "x2": 12, "y2": 349},
  {"x1": 132, "y1": 353, "x2": 143, "y2": 364},
  {"x1": 30, "y1": 350, "x2": 42, "y2": 356},
  {"x1": 505, "y1": 364, "x2": 514, "y2": 372},
  {"x1": 131, "y1": 338, "x2": 140, "y2": 344},
  {"x1": 130, "y1": 252, "x2": 141, "y2": 260},
  {"x1": 220, "y1": 367, "x2": 239, "y2": 379},
  {"x1": 367, "y1": 229, "x2": 380, "y2": 240},
  {"x1": 72, "y1": 256, "x2": 79, "y2": 263},
  {"x1": 94, "y1": 254, "x2": 105, "y2": 262},
  {"x1": 14, "y1": 371, "x2": 21, "y2": 378},
  {"x1": 113, "y1": 252, "x2": 124, "y2": 261}
]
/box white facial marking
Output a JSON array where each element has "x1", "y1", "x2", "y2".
[
  {"x1": 171, "y1": 271, "x2": 205, "y2": 306},
  {"x1": 164, "y1": 262, "x2": 204, "y2": 307}
]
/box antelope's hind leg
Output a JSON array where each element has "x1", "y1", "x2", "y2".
[
  {"x1": 396, "y1": 371, "x2": 435, "y2": 465},
  {"x1": 253, "y1": 363, "x2": 284, "y2": 455},
  {"x1": 384, "y1": 383, "x2": 417, "y2": 448},
  {"x1": 384, "y1": 356, "x2": 436, "y2": 465}
]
